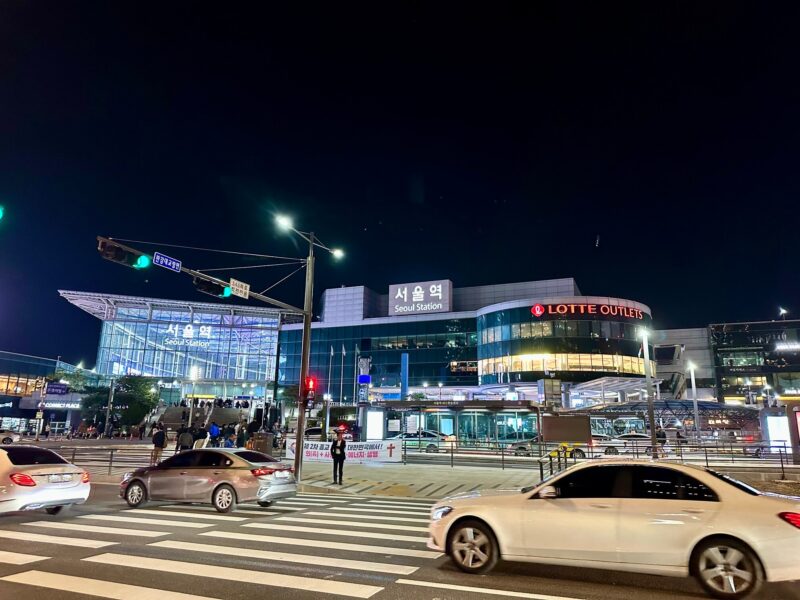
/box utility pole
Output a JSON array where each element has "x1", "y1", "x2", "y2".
[
  {"x1": 641, "y1": 331, "x2": 658, "y2": 453},
  {"x1": 104, "y1": 378, "x2": 116, "y2": 438},
  {"x1": 292, "y1": 233, "x2": 315, "y2": 480}
]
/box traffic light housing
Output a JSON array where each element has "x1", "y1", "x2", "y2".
[
  {"x1": 97, "y1": 239, "x2": 151, "y2": 269},
  {"x1": 193, "y1": 278, "x2": 232, "y2": 298},
  {"x1": 304, "y1": 376, "x2": 317, "y2": 408}
]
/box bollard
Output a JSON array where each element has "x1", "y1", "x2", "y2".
[
  {"x1": 539, "y1": 459, "x2": 544, "y2": 481},
  {"x1": 779, "y1": 449, "x2": 786, "y2": 480},
  {"x1": 108, "y1": 449, "x2": 114, "y2": 476},
  {"x1": 450, "y1": 443, "x2": 454, "y2": 468},
  {"x1": 704, "y1": 446, "x2": 709, "y2": 468},
  {"x1": 501, "y1": 445, "x2": 505, "y2": 471}
]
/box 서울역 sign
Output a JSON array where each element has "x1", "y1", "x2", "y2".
[
  {"x1": 531, "y1": 303, "x2": 645, "y2": 320},
  {"x1": 389, "y1": 279, "x2": 452, "y2": 316},
  {"x1": 153, "y1": 252, "x2": 182, "y2": 273}
]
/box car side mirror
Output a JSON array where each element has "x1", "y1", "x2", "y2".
[{"x1": 537, "y1": 485, "x2": 557, "y2": 499}]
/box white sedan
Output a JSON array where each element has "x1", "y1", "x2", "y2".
[
  {"x1": 0, "y1": 430, "x2": 21, "y2": 445},
  {"x1": 428, "y1": 458, "x2": 800, "y2": 599}
]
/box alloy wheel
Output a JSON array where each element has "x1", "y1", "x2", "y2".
[
  {"x1": 698, "y1": 545, "x2": 755, "y2": 596},
  {"x1": 216, "y1": 487, "x2": 233, "y2": 510},
  {"x1": 451, "y1": 526, "x2": 491, "y2": 569},
  {"x1": 126, "y1": 483, "x2": 144, "y2": 505}
]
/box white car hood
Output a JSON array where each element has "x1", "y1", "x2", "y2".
[{"x1": 444, "y1": 488, "x2": 523, "y2": 502}]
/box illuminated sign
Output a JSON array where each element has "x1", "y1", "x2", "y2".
[
  {"x1": 389, "y1": 280, "x2": 452, "y2": 316},
  {"x1": 531, "y1": 303, "x2": 645, "y2": 320},
  {"x1": 163, "y1": 323, "x2": 212, "y2": 349},
  {"x1": 775, "y1": 342, "x2": 800, "y2": 352}
]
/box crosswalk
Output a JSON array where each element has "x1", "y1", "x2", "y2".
[{"x1": 0, "y1": 491, "x2": 442, "y2": 600}]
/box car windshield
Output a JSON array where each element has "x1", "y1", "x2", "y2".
[
  {"x1": 705, "y1": 469, "x2": 761, "y2": 496},
  {"x1": 4, "y1": 447, "x2": 68, "y2": 465}
]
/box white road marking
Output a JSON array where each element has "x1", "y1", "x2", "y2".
[
  {"x1": 267, "y1": 501, "x2": 329, "y2": 508},
  {"x1": 319, "y1": 506, "x2": 431, "y2": 516},
  {"x1": 25, "y1": 521, "x2": 168, "y2": 538},
  {"x1": 299, "y1": 493, "x2": 366, "y2": 500},
  {"x1": 78, "y1": 515, "x2": 212, "y2": 529},
  {"x1": 268, "y1": 498, "x2": 338, "y2": 505},
  {"x1": 150, "y1": 540, "x2": 418, "y2": 575},
  {"x1": 201, "y1": 530, "x2": 441, "y2": 558},
  {"x1": 350, "y1": 503, "x2": 430, "y2": 513},
  {"x1": 1, "y1": 570, "x2": 222, "y2": 600},
  {"x1": 127, "y1": 509, "x2": 247, "y2": 521},
  {"x1": 304, "y1": 511, "x2": 429, "y2": 524},
  {"x1": 83, "y1": 553, "x2": 383, "y2": 599},
  {"x1": 159, "y1": 505, "x2": 280, "y2": 516},
  {"x1": 243, "y1": 522, "x2": 428, "y2": 542},
  {"x1": 396, "y1": 579, "x2": 585, "y2": 600},
  {"x1": 279, "y1": 516, "x2": 429, "y2": 532},
  {"x1": 0, "y1": 550, "x2": 49, "y2": 565},
  {"x1": 0, "y1": 530, "x2": 116, "y2": 548},
  {"x1": 236, "y1": 504, "x2": 299, "y2": 512},
  {"x1": 364, "y1": 500, "x2": 435, "y2": 508}
]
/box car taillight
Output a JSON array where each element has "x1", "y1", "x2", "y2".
[
  {"x1": 251, "y1": 467, "x2": 276, "y2": 477},
  {"x1": 779, "y1": 512, "x2": 800, "y2": 529},
  {"x1": 10, "y1": 473, "x2": 36, "y2": 487},
  {"x1": 81, "y1": 472, "x2": 90, "y2": 484}
]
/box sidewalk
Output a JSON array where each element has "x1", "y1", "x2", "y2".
[{"x1": 297, "y1": 461, "x2": 542, "y2": 498}]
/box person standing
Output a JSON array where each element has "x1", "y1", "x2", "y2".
[
  {"x1": 330, "y1": 430, "x2": 346, "y2": 485},
  {"x1": 151, "y1": 424, "x2": 166, "y2": 465},
  {"x1": 178, "y1": 427, "x2": 194, "y2": 452}
]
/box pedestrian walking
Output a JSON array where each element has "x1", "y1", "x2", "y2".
[
  {"x1": 151, "y1": 424, "x2": 167, "y2": 465},
  {"x1": 138, "y1": 424, "x2": 145, "y2": 441},
  {"x1": 236, "y1": 424, "x2": 246, "y2": 448},
  {"x1": 331, "y1": 430, "x2": 346, "y2": 485}
]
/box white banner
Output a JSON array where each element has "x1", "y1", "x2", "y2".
[{"x1": 286, "y1": 440, "x2": 402, "y2": 463}]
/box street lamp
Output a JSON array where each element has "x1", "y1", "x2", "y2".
[
  {"x1": 779, "y1": 307, "x2": 788, "y2": 320},
  {"x1": 687, "y1": 361, "x2": 700, "y2": 438},
  {"x1": 275, "y1": 214, "x2": 343, "y2": 481},
  {"x1": 639, "y1": 328, "x2": 658, "y2": 452},
  {"x1": 438, "y1": 382, "x2": 443, "y2": 400}
]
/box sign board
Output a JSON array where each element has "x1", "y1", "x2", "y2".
[
  {"x1": 35, "y1": 411, "x2": 44, "y2": 419},
  {"x1": 389, "y1": 279, "x2": 452, "y2": 316},
  {"x1": 44, "y1": 382, "x2": 68, "y2": 396},
  {"x1": 531, "y1": 303, "x2": 645, "y2": 320},
  {"x1": 387, "y1": 419, "x2": 401, "y2": 432},
  {"x1": 153, "y1": 252, "x2": 182, "y2": 273},
  {"x1": 229, "y1": 278, "x2": 250, "y2": 299},
  {"x1": 286, "y1": 440, "x2": 401, "y2": 463},
  {"x1": 541, "y1": 415, "x2": 591, "y2": 443},
  {"x1": 358, "y1": 374, "x2": 371, "y2": 385}
]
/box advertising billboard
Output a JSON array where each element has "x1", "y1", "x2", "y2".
[{"x1": 389, "y1": 279, "x2": 452, "y2": 316}]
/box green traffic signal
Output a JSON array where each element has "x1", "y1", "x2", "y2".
[
  {"x1": 220, "y1": 286, "x2": 232, "y2": 298},
  {"x1": 0, "y1": 205, "x2": 4, "y2": 221},
  {"x1": 133, "y1": 254, "x2": 152, "y2": 269}
]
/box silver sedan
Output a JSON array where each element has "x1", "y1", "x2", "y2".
[{"x1": 120, "y1": 448, "x2": 296, "y2": 513}]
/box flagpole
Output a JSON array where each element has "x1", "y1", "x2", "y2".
[
  {"x1": 352, "y1": 345, "x2": 359, "y2": 403},
  {"x1": 339, "y1": 344, "x2": 345, "y2": 405},
  {"x1": 324, "y1": 346, "x2": 333, "y2": 435}
]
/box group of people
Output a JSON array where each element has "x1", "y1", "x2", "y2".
[{"x1": 149, "y1": 418, "x2": 270, "y2": 464}]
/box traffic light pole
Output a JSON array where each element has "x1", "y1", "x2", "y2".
[
  {"x1": 292, "y1": 233, "x2": 315, "y2": 481},
  {"x1": 104, "y1": 378, "x2": 115, "y2": 438}
]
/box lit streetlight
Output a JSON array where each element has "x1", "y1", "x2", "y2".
[
  {"x1": 779, "y1": 307, "x2": 789, "y2": 320},
  {"x1": 687, "y1": 361, "x2": 700, "y2": 437},
  {"x1": 639, "y1": 328, "x2": 658, "y2": 452},
  {"x1": 438, "y1": 382, "x2": 443, "y2": 400}
]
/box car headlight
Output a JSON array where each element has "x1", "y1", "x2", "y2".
[{"x1": 431, "y1": 506, "x2": 453, "y2": 521}]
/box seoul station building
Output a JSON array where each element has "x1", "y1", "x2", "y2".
[{"x1": 278, "y1": 277, "x2": 655, "y2": 401}]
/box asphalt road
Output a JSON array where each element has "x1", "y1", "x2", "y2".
[{"x1": 0, "y1": 484, "x2": 798, "y2": 600}]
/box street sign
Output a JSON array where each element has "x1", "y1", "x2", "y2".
[
  {"x1": 153, "y1": 252, "x2": 182, "y2": 273},
  {"x1": 35, "y1": 411, "x2": 43, "y2": 419},
  {"x1": 44, "y1": 382, "x2": 68, "y2": 396},
  {"x1": 229, "y1": 278, "x2": 250, "y2": 299}
]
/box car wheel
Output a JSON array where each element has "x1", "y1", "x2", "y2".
[
  {"x1": 125, "y1": 481, "x2": 147, "y2": 507},
  {"x1": 604, "y1": 446, "x2": 619, "y2": 455},
  {"x1": 448, "y1": 519, "x2": 499, "y2": 575},
  {"x1": 571, "y1": 448, "x2": 586, "y2": 459},
  {"x1": 425, "y1": 444, "x2": 438, "y2": 453},
  {"x1": 1, "y1": 437, "x2": 12, "y2": 444},
  {"x1": 692, "y1": 538, "x2": 763, "y2": 599},
  {"x1": 753, "y1": 448, "x2": 763, "y2": 459},
  {"x1": 213, "y1": 484, "x2": 237, "y2": 513},
  {"x1": 257, "y1": 501, "x2": 272, "y2": 507},
  {"x1": 45, "y1": 505, "x2": 68, "y2": 515}
]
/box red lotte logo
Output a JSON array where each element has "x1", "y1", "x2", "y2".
[{"x1": 531, "y1": 304, "x2": 545, "y2": 317}]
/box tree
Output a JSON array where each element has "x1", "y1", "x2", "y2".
[{"x1": 53, "y1": 368, "x2": 88, "y2": 393}]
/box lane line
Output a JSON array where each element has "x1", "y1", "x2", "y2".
[
  {"x1": 78, "y1": 515, "x2": 212, "y2": 529},
  {"x1": 236, "y1": 505, "x2": 299, "y2": 512},
  {"x1": 0, "y1": 550, "x2": 50, "y2": 565},
  {"x1": 83, "y1": 553, "x2": 382, "y2": 599},
  {"x1": 267, "y1": 501, "x2": 329, "y2": 508},
  {"x1": 243, "y1": 522, "x2": 428, "y2": 543},
  {"x1": 268, "y1": 499, "x2": 337, "y2": 505},
  {"x1": 127, "y1": 509, "x2": 248, "y2": 521},
  {"x1": 200, "y1": 530, "x2": 441, "y2": 559},
  {"x1": 363, "y1": 501, "x2": 435, "y2": 507},
  {"x1": 396, "y1": 579, "x2": 585, "y2": 600},
  {"x1": 1, "y1": 570, "x2": 223, "y2": 600},
  {"x1": 25, "y1": 521, "x2": 168, "y2": 538},
  {"x1": 304, "y1": 511, "x2": 429, "y2": 524},
  {"x1": 278, "y1": 516, "x2": 429, "y2": 532},
  {"x1": 0, "y1": 530, "x2": 116, "y2": 548},
  {"x1": 350, "y1": 503, "x2": 430, "y2": 513},
  {"x1": 158, "y1": 505, "x2": 281, "y2": 516},
  {"x1": 150, "y1": 540, "x2": 418, "y2": 575},
  {"x1": 319, "y1": 507, "x2": 431, "y2": 516},
  {"x1": 298, "y1": 494, "x2": 366, "y2": 500}
]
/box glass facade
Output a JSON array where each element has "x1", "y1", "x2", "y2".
[
  {"x1": 478, "y1": 306, "x2": 653, "y2": 384},
  {"x1": 95, "y1": 306, "x2": 280, "y2": 382},
  {"x1": 278, "y1": 318, "x2": 478, "y2": 398},
  {"x1": 711, "y1": 320, "x2": 800, "y2": 402}
]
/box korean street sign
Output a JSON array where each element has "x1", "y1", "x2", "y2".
[
  {"x1": 389, "y1": 279, "x2": 453, "y2": 316},
  {"x1": 153, "y1": 252, "x2": 182, "y2": 273},
  {"x1": 229, "y1": 278, "x2": 250, "y2": 299}
]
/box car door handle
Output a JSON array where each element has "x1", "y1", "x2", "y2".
[
  {"x1": 212, "y1": 471, "x2": 222, "y2": 475},
  {"x1": 683, "y1": 508, "x2": 705, "y2": 514},
  {"x1": 590, "y1": 503, "x2": 612, "y2": 509}
]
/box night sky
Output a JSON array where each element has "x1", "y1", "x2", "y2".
[{"x1": 1, "y1": 2, "x2": 799, "y2": 365}]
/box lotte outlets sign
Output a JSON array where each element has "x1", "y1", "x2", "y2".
[{"x1": 532, "y1": 303, "x2": 645, "y2": 320}]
